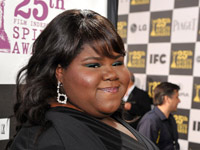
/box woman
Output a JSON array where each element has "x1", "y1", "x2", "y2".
[{"x1": 7, "y1": 9, "x2": 158, "y2": 150}]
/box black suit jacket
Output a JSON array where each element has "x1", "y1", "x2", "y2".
[{"x1": 124, "y1": 86, "x2": 152, "y2": 129}]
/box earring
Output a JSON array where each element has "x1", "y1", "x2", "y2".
[{"x1": 57, "y1": 81, "x2": 67, "y2": 104}]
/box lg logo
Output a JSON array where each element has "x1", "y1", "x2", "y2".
[
  {"x1": 130, "y1": 23, "x2": 147, "y2": 33},
  {"x1": 150, "y1": 54, "x2": 166, "y2": 64}
]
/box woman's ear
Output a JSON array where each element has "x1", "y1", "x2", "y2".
[{"x1": 56, "y1": 64, "x2": 63, "y2": 82}]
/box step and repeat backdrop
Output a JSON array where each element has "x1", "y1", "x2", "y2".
[
  {"x1": 0, "y1": 0, "x2": 107, "y2": 148},
  {"x1": 117, "y1": 0, "x2": 200, "y2": 150}
]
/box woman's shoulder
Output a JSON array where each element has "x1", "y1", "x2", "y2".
[
  {"x1": 10, "y1": 125, "x2": 64, "y2": 150},
  {"x1": 10, "y1": 107, "x2": 72, "y2": 150}
]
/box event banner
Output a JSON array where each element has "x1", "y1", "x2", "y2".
[
  {"x1": 0, "y1": 0, "x2": 107, "y2": 148},
  {"x1": 118, "y1": 0, "x2": 200, "y2": 150}
]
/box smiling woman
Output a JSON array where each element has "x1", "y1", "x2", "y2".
[
  {"x1": 6, "y1": 9, "x2": 159, "y2": 150},
  {"x1": 56, "y1": 44, "x2": 129, "y2": 118}
]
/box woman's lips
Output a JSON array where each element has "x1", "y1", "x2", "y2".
[{"x1": 100, "y1": 87, "x2": 119, "y2": 93}]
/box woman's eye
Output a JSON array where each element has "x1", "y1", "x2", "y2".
[
  {"x1": 112, "y1": 61, "x2": 123, "y2": 66},
  {"x1": 85, "y1": 63, "x2": 100, "y2": 68}
]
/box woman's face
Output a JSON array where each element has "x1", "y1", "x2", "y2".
[{"x1": 56, "y1": 44, "x2": 130, "y2": 118}]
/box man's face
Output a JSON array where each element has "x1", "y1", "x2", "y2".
[{"x1": 168, "y1": 90, "x2": 180, "y2": 112}]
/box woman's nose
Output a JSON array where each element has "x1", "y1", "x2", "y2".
[{"x1": 102, "y1": 66, "x2": 119, "y2": 81}]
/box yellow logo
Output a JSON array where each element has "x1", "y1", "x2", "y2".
[
  {"x1": 174, "y1": 115, "x2": 188, "y2": 134},
  {"x1": 156, "y1": 130, "x2": 160, "y2": 144},
  {"x1": 131, "y1": 0, "x2": 149, "y2": 5},
  {"x1": 127, "y1": 50, "x2": 145, "y2": 68},
  {"x1": 171, "y1": 50, "x2": 193, "y2": 69},
  {"x1": 117, "y1": 21, "x2": 127, "y2": 39},
  {"x1": 148, "y1": 81, "x2": 160, "y2": 98},
  {"x1": 150, "y1": 18, "x2": 171, "y2": 37},
  {"x1": 194, "y1": 84, "x2": 200, "y2": 102}
]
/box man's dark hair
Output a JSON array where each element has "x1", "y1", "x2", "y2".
[{"x1": 153, "y1": 82, "x2": 180, "y2": 105}]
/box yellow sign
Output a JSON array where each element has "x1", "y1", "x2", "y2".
[
  {"x1": 174, "y1": 115, "x2": 188, "y2": 134},
  {"x1": 117, "y1": 21, "x2": 127, "y2": 39},
  {"x1": 131, "y1": 0, "x2": 149, "y2": 5},
  {"x1": 148, "y1": 81, "x2": 160, "y2": 98},
  {"x1": 171, "y1": 50, "x2": 193, "y2": 69},
  {"x1": 194, "y1": 84, "x2": 200, "y2": 102},
  {"x1": 127, "y1": 51, "x2": 145, "y2": 68},
  {"x1": 150, "y1": 18, "x2": 171, "y2": 37}
]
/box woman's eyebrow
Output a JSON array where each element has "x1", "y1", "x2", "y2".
[
  {"x1": 81, "y1": 54, "x2": 123, "y2": 62},
  {"x1": 81, "y1": 56, "x2": 102, "y2": 62}
]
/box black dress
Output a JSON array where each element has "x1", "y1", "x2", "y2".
[{"x1": 10, "y1": 107, "x2": 159, "y2": 150}]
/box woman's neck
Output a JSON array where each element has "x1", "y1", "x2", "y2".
[{"x1": 50, "y1": 102, "x2": 83, "y2": 112}]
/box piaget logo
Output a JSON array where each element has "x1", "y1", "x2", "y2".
[
  {"x1": 171, "y1": 50, "x2": 193, "y2": 69},
  {"x1": 194, "y1": 84, "x2": 200, "y2": 103},
  {"x1": 174, "y1": 115, "x2": 188, "y2": 134},
  {"x1": 117, "y1": 21, "x2": 127, "y2": 39},
  {"x1": 148, "y1": 81, "x2": 160, "y2": 98},
  {"x1": 127, "y1": 50, "x2": 145, "y2": 68},
  {"x1": 131, "y1": 0, "x2": 149, "y2": 5},
  {"x1": 150, "y1": 18, "x2": 171, "y2": 37}
]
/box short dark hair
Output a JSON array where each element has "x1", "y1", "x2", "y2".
[{"x1": 153, "y1": 82, "x2": 180, "y2": 105}]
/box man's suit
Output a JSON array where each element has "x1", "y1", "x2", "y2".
[{"x1": 123, "y1": 86, "x2": 152, "y2": 129}]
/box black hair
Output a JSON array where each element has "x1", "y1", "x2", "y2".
[
  {"x1": 13, "y1": 9, "x2": 125, "y2": 131},
  {"x1": 153, "y1": 82, "x2": 180, "y2": 105}
]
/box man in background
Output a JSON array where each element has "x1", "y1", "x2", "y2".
[
  {"x1": 137, "y1": 82, "x2": 180, "y2": 150},
  {"x1": 122, "y1": 71, "x2": 152, "y2": 129}
]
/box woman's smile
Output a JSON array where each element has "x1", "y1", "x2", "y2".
[{"x1": 99, "y1": 87, "x2": 119, "y2": 93}]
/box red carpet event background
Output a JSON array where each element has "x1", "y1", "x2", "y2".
[
  {"x1": 0, "y1": 0, "x2": 107, "y2": 148},
  {"x1": 117, "y1": 0, "x2": 200, "y2": 150},
  {"x1": 0, "y1": 0, "x2": 200, "y2": 150}
]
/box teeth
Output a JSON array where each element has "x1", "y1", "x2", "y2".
[{"x1": 102, "y1": 87, "x2": 118, "y2": 93}]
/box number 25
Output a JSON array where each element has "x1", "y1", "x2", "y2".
[{"x1": 14, "y1": 0, "x2": 48, "y2": 21}]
